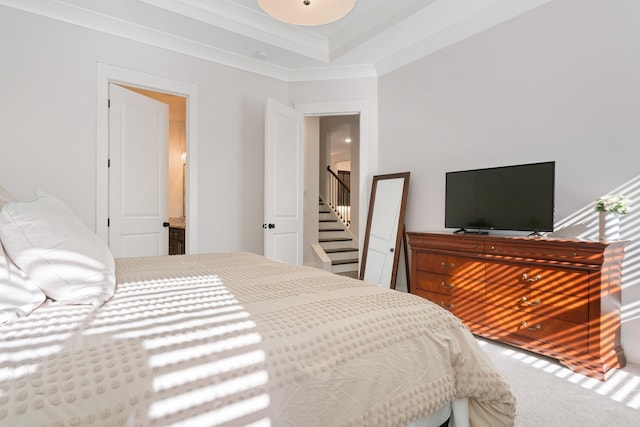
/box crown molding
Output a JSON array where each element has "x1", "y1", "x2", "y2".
[{"x1": 140, "y1": 0, "x2": 331, "y2": 62}]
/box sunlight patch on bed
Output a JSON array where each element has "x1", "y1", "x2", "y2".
[
  {"x1": 142, "y1": 319, "x2": 257, "y2": 350},
  {"x1": 103, "y1": 273, "x2": 274, "y2": 425},
  {"x1": 149, "y1": 333, "x2": 263, "y2": 369},
  {"x1": 149, "y1": 371, "x2": 269, "y2": 419},
  {"x1": 0, "y1": 362, "x2": 45, "y2": 383},
  {"x1": 0, "y1": 343, "x2": 65, "y2": 364},
  {"x1": 161, "y1": 394, "x2": 271, "y2": 427},
  {"x1": 83, "y1": 300, "x2": 243, "y2": 337},
  {"x1": 153, "y1": 349, "x2": 266, "y2": 391},
  {"x1": 92, "y1": 307, "x2": 249, "y2": 339}
]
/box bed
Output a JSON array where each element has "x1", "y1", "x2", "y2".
[
  {"x1": 0, "y1": 250, "x2": 515, "y2": 426},
  {"x1": 0, "y1": 191, "x2": 515, "y2": 426}
]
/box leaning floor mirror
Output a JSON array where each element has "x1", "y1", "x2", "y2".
[{"x1": 359, "y1": 172, "x2": 410, "y2": 289}]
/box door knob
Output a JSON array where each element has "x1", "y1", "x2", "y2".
[{"x1": 163, "y1": 222, "x2": 170, "y2": 227}]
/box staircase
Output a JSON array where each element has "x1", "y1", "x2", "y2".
[{"x1": 318, "y1": 198, "x2": 359, "y2": 277}]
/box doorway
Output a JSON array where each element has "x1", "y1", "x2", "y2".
[
  {"x1": 301, "y1": 110, "x2": 362, "y2": 269},
  {"x1": 96, "y1": 63, "x2": 199, "y2": 254}
]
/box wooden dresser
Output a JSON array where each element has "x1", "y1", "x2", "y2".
[{"x1": 407, "y1": 231, "x2": 627, "y2": 380}]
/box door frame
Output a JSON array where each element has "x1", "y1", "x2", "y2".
[
  {"x1": 294, "y1": 100, "x2": 376, "y2": 259},
  {"x1": 96, "y1": 63, "x2": 199, "y2": 254}
]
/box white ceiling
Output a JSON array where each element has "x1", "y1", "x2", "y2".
[{"x1": 1, "y1": 0, "x2": 552, "y2": 82}]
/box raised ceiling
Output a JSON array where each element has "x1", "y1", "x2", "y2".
[{"x1": 0, "y1": 0, "x2": 551, "y2": 81}]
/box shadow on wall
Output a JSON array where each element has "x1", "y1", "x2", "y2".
[{"x1": 553, "y1": 175, "x2": 640, "y2": 355}]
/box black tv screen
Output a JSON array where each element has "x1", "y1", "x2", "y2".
[{"x1": 445, "y1": 161, "x2": 555, "y2": 233}]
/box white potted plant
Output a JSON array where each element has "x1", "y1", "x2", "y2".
[{"x1": 595, "y1": 194, "x2": 630, "y2": 241}]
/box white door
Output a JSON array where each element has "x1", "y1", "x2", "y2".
[
  {"x1": 109, "y1": 83, "x2": 169, "y2": 258},
  {"x1": 362, "y1": 178, "x2": 406, "y2": 285},
  {"x1": 264, "y1": 98, "x2": 304, "y2": 264}
]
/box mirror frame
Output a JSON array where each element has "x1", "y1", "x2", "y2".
[{"x1": 359, "y1": 172, "x2": 410, "y2": 289}]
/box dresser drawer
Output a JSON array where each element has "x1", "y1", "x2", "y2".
[
  {"x1": 485, "y1": 262, "x2": 589, "y2": 298},
  {"x1": 415, "y1": 271, "x2": 484, "y2": 301},
  {"x1": 485, "y1": 240, "x2": 603, "y2": 264},
  {"x1": 410, "y1": 235, "x2": 483, "y2": 253},
  {"x1": 415, "y1": 253, "x2": 484, "y2": 280},
  {"x1": 485, "y1": 305, "x2": 588, "y2": 353},
  {"x1": 485, "y1": 282, "x2": 587, "y2": 324},
  {"x1": 413, "y1": 289, "x2": 485, "y2": 324}
]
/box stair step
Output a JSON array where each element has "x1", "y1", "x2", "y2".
[
  {"x1": 336, "y1": 270, "x2": 359, "y2": 279},
  {"x1": 319, "y1": 228, "x2": 344, "y2": 232},
  {"x1": 319, "y1": 219, "x2": 337, "y2": 223},
  {"x1": 332, "y1": 258, "x2": 358, "y2": 265},
  {"x1": 324, "y1": 248, "x2": 358, "y2": 254},
  {"x1": 319, "y1": 237, "x2": 352, "y2": 242}
]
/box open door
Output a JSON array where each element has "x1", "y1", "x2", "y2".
[
  {"x1": 264, "y1": 98, "x2": 304, "y2": 265},
  {"x1": 108, "y1": 84, "x2": 169, "y2": 257}
]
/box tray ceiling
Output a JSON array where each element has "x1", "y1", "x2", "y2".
[{"x1": 0, "y1": 0, "x2": 552, "y2": 81}]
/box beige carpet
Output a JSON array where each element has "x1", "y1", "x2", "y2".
[{"x1": 478, "y1": 338, "x2": 640, "y2": 426}]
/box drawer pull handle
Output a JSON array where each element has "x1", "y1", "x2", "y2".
[
  {"x1": 440, "y1": 302, "x2": 455, "y2": 310},
  {"x1": 522, "y1": 273, "x2": 542, "y2": 282},
  {"x1": 520, "y1": 296, "x2": 541, "y2": 306},
  {"x1": 521, "y1": 320, "x2": 541, "y2": 331},
  {"x1": 440, "y1": 281, "x2": 454, "y2": 290},
  {"x1": 441, "y1": 262, "x2": 455, "y2": 270}
]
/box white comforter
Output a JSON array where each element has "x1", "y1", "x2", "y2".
[{"x1": 0, "y1": 252, "x2": 515, "y2": 426}]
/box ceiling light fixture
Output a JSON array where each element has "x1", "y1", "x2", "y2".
[{"x1": 257, "y1": 0, "x2": 357, "y2": 26}]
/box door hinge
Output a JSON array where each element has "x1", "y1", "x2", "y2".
[
  {"x1": 108, "y1": 159, "x2": 111, "y2": 168},
  {"x1": 107, "y1": 218, "x2": 110, "y2": 227},
  {"x1": 108, "y1": 99, "x2": 110, "y2": 108}
]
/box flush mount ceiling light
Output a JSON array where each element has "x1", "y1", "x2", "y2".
[{"x1": 257, "y1": 0, "x2": 357, "y2": 26}]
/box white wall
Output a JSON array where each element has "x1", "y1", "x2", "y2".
[
  {"x1": 0, "y1": 5, "x2": 287, "y2": 256},
  {"x1": 378, "y1": 0, "x2": 640, "y2": 363},
  {"x1": 0, "y1": 6, "x2": 380, "y2": 264}
]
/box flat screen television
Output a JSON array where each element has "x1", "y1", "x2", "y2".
[{"x1": 445, "y1": 161, "x2": 555, "y2": 234}]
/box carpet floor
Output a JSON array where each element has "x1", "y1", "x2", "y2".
[{"x1": 478, "y1": 338, "x2": 640, "y2": 426}]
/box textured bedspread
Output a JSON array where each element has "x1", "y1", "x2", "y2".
[{"x1": 0, "y1": 252, "x2": 515, "y2": 426}]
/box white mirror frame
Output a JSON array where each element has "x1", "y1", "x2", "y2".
[{"x1": 359, "y1": 172, "x2": 410, "y2": 289}]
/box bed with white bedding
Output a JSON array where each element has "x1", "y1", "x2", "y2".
[
  {"x1": 1, "y1": 251, "x2": 515, "y2": 426},
  {"x1": 0, "y1": 189, "x2": 515, "y2": 426}
]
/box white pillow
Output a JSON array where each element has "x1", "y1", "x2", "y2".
[
  {"x1": 0, "y1": 191, "x2": 116, "y2": 306},
  {"x1": 0, "y1": 240, "x2": 46, "y2": 324},
  {"x1": 0, "y1": 185, "x2": 16, "y2": 208}
]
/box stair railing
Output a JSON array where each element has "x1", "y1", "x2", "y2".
[{"x1": 326, "y1": 166, "x2": 351, "y2": 227}]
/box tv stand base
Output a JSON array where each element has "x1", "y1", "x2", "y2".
[{"x1": 453, "y1": 228, "x2": 489, "y2": 235}]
